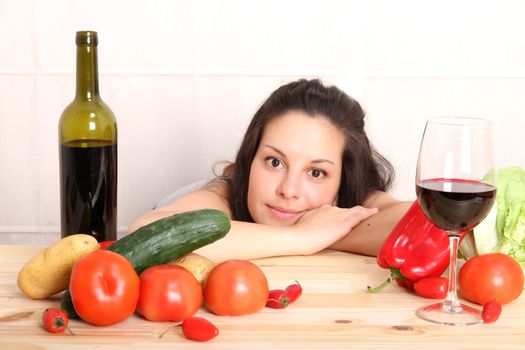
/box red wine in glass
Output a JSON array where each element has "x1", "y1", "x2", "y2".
[{"x1": 416, "y1": 178, "x2": 496, "y2": 233}]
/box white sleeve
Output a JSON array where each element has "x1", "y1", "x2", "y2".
[{"x1": 154, "y1": 179, "x2": 211, "y2": 209}]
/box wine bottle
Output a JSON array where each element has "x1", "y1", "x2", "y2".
[{"x1": 59, "y1": 31, "x2": 117, "y2": 242}]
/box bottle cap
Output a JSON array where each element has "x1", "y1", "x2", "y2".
[{"x1": 76, "y1": 31, "x2": 98, "y2": 45}]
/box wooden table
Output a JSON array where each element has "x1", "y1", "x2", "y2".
[{"x1": 1, "y1": 245, "x2": 524, "y2": 349}]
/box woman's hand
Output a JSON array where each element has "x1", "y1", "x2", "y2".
[
  {"x1": 330, "y1": 200, "x2": 413, "y2": 256},
  {"x1": 293, "y1": 204, "x2": 379, "y2": 255}
]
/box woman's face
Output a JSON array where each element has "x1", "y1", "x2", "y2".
[{"x1": 247, "y1": 111, "x2": 345, "y2": 226}]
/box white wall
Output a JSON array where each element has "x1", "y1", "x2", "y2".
[{"x1": 1, "y1": 0, "x2": 524, "y2": 242}]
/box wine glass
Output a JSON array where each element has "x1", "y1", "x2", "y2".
[{"x1": 415, "y1": 117, "x2": 497, "y2": 326}]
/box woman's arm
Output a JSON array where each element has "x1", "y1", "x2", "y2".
[
  {"x1": 329, "y1": 191, "x2": 412, "y2": 256},
  {"x1": 126, "y1": 187, "x2": 379, "y2": 262}
]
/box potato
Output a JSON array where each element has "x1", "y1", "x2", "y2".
[
  {"x1": 17, "y1": 234, "x2": 99, "y2": 299},
  {"x1": 168, "y1": 253, "x2": 215, "y2": 285}
]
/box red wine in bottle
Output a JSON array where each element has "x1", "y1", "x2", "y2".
[{"x1": 59, "y1": 31, "x2": 117, "y2": 242}]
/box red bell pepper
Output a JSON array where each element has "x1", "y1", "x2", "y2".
[{"x1": 368, "y1": 201, "x2": 451, "y2": 293}]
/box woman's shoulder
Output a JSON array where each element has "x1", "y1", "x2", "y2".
[
  {"x1": 363, "y1": 190, "x2": 402, "y2": 210},
  {"x1": 162, "y1": 178, "x2": 232, "y2": 216},
  {"x1": 203, "y1": 176, "x2": 231, "y2": 198}
]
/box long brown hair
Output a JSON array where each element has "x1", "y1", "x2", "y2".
[{"x1": 225, "y1": 79, "x2": 394, "y2": 221}]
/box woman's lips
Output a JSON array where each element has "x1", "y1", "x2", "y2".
[{"x1": 268, "y1": 206, "x2": 303, "y2": 220}]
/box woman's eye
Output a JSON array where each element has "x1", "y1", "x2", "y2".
[
  {"x1": 309, "y1": 168, "x2": 327, "y2": 178},
  {"x1": 265, "y1": 157, "x2": 284, "y2": 169}
]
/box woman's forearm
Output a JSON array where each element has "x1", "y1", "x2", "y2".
[{"x1": 194, "y1": 221, "x2": 302, "y2": 262}]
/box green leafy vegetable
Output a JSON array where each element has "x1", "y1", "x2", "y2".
[{"x1": 473, "y1": 167, "x2": 525, "y2": 263}]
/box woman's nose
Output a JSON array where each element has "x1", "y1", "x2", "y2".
[{"x1": 276, "y1": 172, "x2": 302, "y2": 199}]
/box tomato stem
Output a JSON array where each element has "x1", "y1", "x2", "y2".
[
  {"x1": 53, "y1": 317, "x2": 66, "y2": 330},
  {"x1": 66, "y1": 326, "x2": 76, "y2": 336}
]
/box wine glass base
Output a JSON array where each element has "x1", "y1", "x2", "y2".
[{"x1": 416, "y1": 302, "x2": 482, "y2": 326}]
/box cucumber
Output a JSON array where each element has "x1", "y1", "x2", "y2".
[
  {"x1": 107, "y1": 208, "x2": 230, "y2": 274},
  {"x1": 61, "y1": 209, "x2": 230, "y2": 314},
  {"x1": 60, "y1": 289, "x2": 80, "y2": 319}
]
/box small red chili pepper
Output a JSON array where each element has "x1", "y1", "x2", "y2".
[
  {"x1": 99, "y1": 240, "x2": 116, "y2": 250},
  {"x1": 285, "y1": 281, "x2": 302, "y2": 303},
  {"x1": 42, "y1": 308, "x2": 74, "y2": 335},
  {"x1": 482, "y1": 300, "x2": 502, "y2": 323},
  {"x1": 181, "y1": 317, "x2": 219, "y2": 342},
  {"x1": 414, "y1": 276, "x2": 448, "y2": 299},
  {"x1": 266, "y1": 289, "x2": 290, "y2": 309}
]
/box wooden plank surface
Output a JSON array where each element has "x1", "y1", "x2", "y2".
[{"x1": 1, "y1": 244, "x2": 524, "y2": 349}]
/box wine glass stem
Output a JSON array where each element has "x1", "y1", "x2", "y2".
[{"x1": 443, "y1": 233, "x2": 462, "y2": 313}]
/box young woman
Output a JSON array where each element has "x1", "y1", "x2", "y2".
[{"x1": 128, "y1": 79, "x2": 411, "y2": 262}]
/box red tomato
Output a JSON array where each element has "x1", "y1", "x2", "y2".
[
  {"x1": 42, "y1": 308, "x2": 70, "y2": 334},
  {"x1": 69, "y1": 250, "x2": 140, "y2": 326},
  {"x1": 204, "y1": 259, "x2": 269, "y2": 316},
  {"x1": 136, "y1": 265, "x2": 202, "y2": 322},
  {"x1": 459, "y1": 253, "x2": 524, "y2": 305}
]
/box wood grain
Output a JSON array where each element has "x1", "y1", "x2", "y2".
[{"x1": 1, "y1": 245, "x2": 524, "y2": 349}]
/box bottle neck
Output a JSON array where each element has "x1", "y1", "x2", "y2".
[{"x1": 75, "y1": 44, "x2": 99, "y2": 100}]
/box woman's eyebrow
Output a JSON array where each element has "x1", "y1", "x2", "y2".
[
  {"x1": 262, "y1": 144, "x2": 335, "y2": 165},
  {"x1": 263, "y1": 144, "x2": 286, "y2": 158},
  {"x1": 311, "y1": 159, "x2": 335, "y2": 165}
]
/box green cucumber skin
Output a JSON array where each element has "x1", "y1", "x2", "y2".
[
  {"x1": 60, "y1": 289, "x2": 80, "y2": 319},
  {"x1": 107, "y1": 208, "x2": 230, "y2": 274}
]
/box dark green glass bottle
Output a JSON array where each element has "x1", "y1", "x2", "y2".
[{"x1": 59, "y1": 31, "x2": 117, "y2": 242}]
